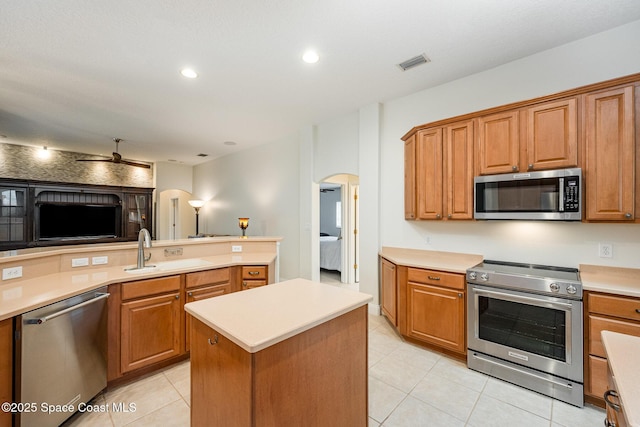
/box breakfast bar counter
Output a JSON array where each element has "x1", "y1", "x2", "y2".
[{"x1": 184, "y1": 278, "x2": 372, "y2": 427}]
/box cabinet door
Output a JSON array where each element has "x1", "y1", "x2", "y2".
[
  {"x1": 242, "y1": 280, "x2": 267, "y2": 290},
  {"x1": 186, "y1": 283, "x2": 232, "y2": 351},
  {"x1": 124, "y1": 191, "x2": 153, "y2": 239},
  {"x1": 416, "y1": 128, "x2": 443, "y2": 219},
  {"x1": 444, "y1": 120, "x2": 474, "y2": 219},
  {"x1": 121, "y1": 292, "x2": 183, "y2": 373},
  {"x1": 404, "y1": 134, "x2": 417, "y2": 220},
  {"x1": 585, "y1": 86, "x2": 635, "y2": 221},
  {"x1": 380, "y1": 258, "x2": 397, "y2": 326},
  {"x1": 0, "y1": 186, "x2": 28, "y2": 248},
  {"x1": 477, "y1": 111, "x2": 519, "y2": 175},
  {"x1": 406, "y1": 281, "x2": 465, "y2": 354},
  {"x1": 526, "y1": 98, "x2": 578, "y2": 171},
  {"x1": 0, "y1": 319, "x2": 12, "y2": 427}
]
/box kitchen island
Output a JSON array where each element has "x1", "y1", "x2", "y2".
[{"x1": 184, "y1": 278, "x2": 372, "y2": 427}]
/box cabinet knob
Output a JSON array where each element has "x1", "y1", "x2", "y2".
[
  {"x1": 248, "y1": 271, "x2": 260, "y2": 276},
  {"x1": 528, "y1": 164, "x2": 533, "y2": 170},
  {"x1": 427, "y1": 276, "x2": 440, "y2": 281},
  {"x1": 512, "y1": 165, "x2": 518, "y2": 171},
  {"x1": 242, "y1": 281, "x2": 247, "y2": 287},
  {"x1": 635, "y1": 308, "x2": 640, "y2": 314},
  {"x1": 175, "y1": 294, "x2": 179, "y2": 299},
  {"x1": 436, "y1": 214, "x2": 441, "y2": 219},
  {"x1": 447, "y1": 214, "x2": 452, "y2": 219},
  {"x1": 458, "y1": 293, "x2": 463, "y2": 298},
  {"x1": 187, "y1": 292, "x2": 193, "y2": 297},
  {"x1": 625, "y1": 212, "x2": 633, "y2": 219},
  {"x1": 604, "y1": 390, "x2": 621, "y2": 412},
  {"x1": 208, "y1": 335, "x2": 219, "y2": 346}
]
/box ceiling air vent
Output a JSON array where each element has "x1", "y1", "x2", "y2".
[
  {"x1": 197, "y1": 153, "x2": 209, "y2": 157},
  {"x1": 397, "y1": 54, "x2": 430, "y2": 71}
]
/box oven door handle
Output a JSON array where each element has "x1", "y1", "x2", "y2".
[
  {"x1": 472, "y1": 288, "x2": 573, "y2": 309},
  {"x1": 471, "y1": 353, "x2": 574, "y2": 389}
]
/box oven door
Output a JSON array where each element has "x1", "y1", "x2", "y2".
[{"x1": 467, "y1": 283, "x2": 583, "y2": 382}]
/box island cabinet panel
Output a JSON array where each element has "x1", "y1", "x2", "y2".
[
  {"x1": 584, "y1": 85, "x2": 635, "y2": 221},
  {"x1": 585, "y1": 291, "x2": 640, "y2": 404},
  {"x1": 525, "y1": 97, "x2": 578, "y2": 171},
  {"x1": 380, "y1": 257, "x2": 398, "y2": 326},
  {"x1": 0, "y1": 318, "x2": 13, "y2": 427},
  {"x1": 190, "y1": 306, "x2": 368, "y2": 427},
  {"x1": 120, "y1": 275, "x2": 184, "y2": 374}
]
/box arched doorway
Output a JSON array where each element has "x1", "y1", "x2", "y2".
[
  {"x1": 318, "y1": 174, "x2": 359, "y2": 286},
  {"x1": 157, "y1": 189, "x2": 198, "y2": 240}
]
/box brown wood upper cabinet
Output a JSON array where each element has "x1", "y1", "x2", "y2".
[
  {"x1": 584, "y1": 85, "x2": 635, "y2": 221},
  {"x1": 477, "y1": 98, "x2": 578, "y2": 175},
  {"x1": 406, "y1": 120, "x2": 474, "y2": 220}
]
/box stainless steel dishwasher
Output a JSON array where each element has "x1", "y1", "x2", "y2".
[{"x1": 16, "y1": 286, "x2": 109, "y2": 427}]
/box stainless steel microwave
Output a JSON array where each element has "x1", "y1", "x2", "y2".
[{"x1": 474, "y1": 168, "x2": 582, "y2": 220}]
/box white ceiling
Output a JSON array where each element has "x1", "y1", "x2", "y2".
[{"x1": 2, "y1": 1, "x2": 640, "y2": 166}]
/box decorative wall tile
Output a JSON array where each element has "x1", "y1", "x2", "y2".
[{"x1": 0, "y1": 143, "x2": 153, "y2": 187}]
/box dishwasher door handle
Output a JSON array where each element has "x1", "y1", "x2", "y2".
[{"x1": 25, "y1": 292, "x2": 110, "y2": 324}]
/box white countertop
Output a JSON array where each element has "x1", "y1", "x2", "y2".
[
  {"x1": 580, "y1": 264, "x2": 640, "y2": 298},
  {"x1": 184, "y1": 278, "x2": 372, "y2": 353},
  {"x1": 601, "y1": 331, "x2": 640, "y2": 427},
  {"x1": 379, "y1": 247, "x2": 483, "y2": 274},
  {"x1": 0, "y1": 253, "x2": 275, "y2": 321}
]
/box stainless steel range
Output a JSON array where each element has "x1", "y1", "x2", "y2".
[{"x1": 466, "y1": 260, "x2": 583, "y2": 407}]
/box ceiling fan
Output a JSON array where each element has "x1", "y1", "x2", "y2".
[{"x1": 76, "y1": 138, "x2": 151, "y2": 169}]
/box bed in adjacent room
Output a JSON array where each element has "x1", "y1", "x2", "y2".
[{"x1": 320, "y1": 235, "x2": 341, "y2": 272}]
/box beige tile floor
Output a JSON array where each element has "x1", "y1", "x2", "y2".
[{"x1": 62, "y1": 279, "x2": 606, "y2": 426}]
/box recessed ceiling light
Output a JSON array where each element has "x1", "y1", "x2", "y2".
[
  {"x1": 223, "y1": 141, "x2": 237, "y2": 146},
  {"x1": 302, "y1": 50, "x2": 319, "y2": 64},
  {"x1": 180, "y1": 68, "x2": 198, "y2": 79}
]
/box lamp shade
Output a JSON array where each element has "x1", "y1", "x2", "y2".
[
  {"x1": 188, "y1": 199, "x2": 206, "y2": 209},
  {"x1": 238, "y1": 218, "x2": 249, "y2": 229}
]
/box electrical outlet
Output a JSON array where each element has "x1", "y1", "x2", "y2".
[
  {"x1": 231, "y1": 245, "x2": 242, "y2": 253},
  {"x1": 71, "y1": 257, "x2": 89, "y2": 267},
  {"x1": 92, "y1": 256, "x2": 108, "y2": 265},
  {"x1": 598, "y1": 243, "x2": 613, "y2": 258},
  {"x1": 3, "y1": 266, "x2": 23, "y2": 280}
]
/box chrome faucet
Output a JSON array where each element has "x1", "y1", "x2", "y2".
[{"x1": 136, "y1": 228, "x2": 153, "y2": 269}]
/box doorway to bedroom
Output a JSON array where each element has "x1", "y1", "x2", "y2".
[{"x1": 319, "y1": 174, "x2": 359, "y2": 287}]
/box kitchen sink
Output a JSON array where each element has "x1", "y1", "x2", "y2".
[{"x1": 125, "y1": 258, "x2": 213, "y2": 273}]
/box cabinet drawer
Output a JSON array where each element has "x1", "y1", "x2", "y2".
[
  {"x1": 407, "y1": 268, "x2": 464, "y2": 290},
  {"x1": 122, "y1": 275, "x2": 181, "y2": 300},
  {"x1": 242, "y1": 266, "x2": 266, "y2": 280},
  {"x1": 589, "y1": 315, "x2": 640, "y2": 358},
  {"x1": 589, "y1": 293, "x2": 640, "y2": 322},
  {"x1": 587, "y1": 355, "x2": 608, "y2": 398},
  {"x1": 186, "y1": 268, "x2": 230, "y2": 289},
  {"x1": 242, "y1": 280, "x2": 267, "y2": 290}
]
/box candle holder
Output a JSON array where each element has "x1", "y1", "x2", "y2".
[{"x1": 238, "y1": 217, "x2": 249, "y2": 238}]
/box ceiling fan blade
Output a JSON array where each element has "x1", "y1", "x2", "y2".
[
  {"x1": 75, "y1": 158, "x2": 113, "y2": 163},
  {"x1": 120, "y1": 159, "x2": 151, "y2": 169}
]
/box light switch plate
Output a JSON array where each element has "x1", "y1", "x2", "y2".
[
  {"x1": 72, "y1": 257, "x2": 89, "y2": 267},
  {"x1": 92, "y1": 256, "x2": 108, "y2": 265}
]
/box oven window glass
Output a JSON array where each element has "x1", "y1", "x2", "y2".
[{"x1": 477, "y1": 296, "x2": 566, "y2": 361}]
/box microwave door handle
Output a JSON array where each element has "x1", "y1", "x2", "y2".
[{"x1": 559, "y1": 177, "x2": 564, "y2": 212}]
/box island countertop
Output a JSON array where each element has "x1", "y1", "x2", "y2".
[{"x1": 184, "y1": 278, "x2": 372, "y2": 353}]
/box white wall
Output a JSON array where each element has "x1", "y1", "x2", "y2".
[
  {"x1": 380, "y1": 20, "x2": 640, "y2": 269},
  {"x1": 192, "y1": 133, "x2": 301, "y2": 280},
  {"x1": 155, "y1": 161, "x2": 193, "y2": 194},
  {"x1": 314, "y1": 112, "x2": 359, "y2": 182}
]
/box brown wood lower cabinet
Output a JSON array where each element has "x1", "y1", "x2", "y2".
[
  {"x1": 0, "y1": 318, "x2": 13, "y2": 427},
  {"x1": 185, "y1": 268, "x2": 232, "y2": 352},
  {"x1": 400, "y1": 267, "x2": 466, "y2": 355},
  {"x1": 585, "y1": 291, "x2": 640, "y2": 405},
  {"x1": 240, "y1": 265, "x2": 267, "y2": 290},
  {"x1": 120, "y1": 276, "x2": 183, "y2": 374},
  {"x1": 380, "y1": 257, "x2": 398, "y2": 326},
  {"x1": 190, "y1": 306, "x2": 368, "y2": 427}
]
